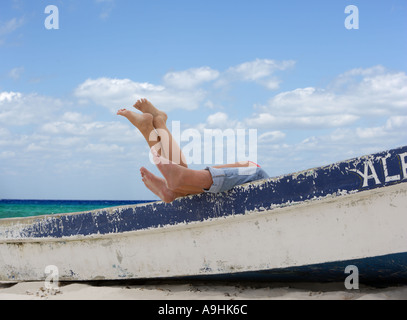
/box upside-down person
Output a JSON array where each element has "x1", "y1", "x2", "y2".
[{"x1": 117, "y1": 99, "x2": 269, "y2": 203}]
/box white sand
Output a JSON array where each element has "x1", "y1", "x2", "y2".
[{"x1": 1, "y1": 281, "x2": 407, "y2": 300}]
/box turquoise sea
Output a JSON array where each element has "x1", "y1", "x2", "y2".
[{"x1": 0, "y1": 199, "x2": 153, "y2": 219}]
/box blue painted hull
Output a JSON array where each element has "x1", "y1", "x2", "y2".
[
  {"x1": 3, "y1": 146, "x2": 407, "y2": 240},
  {"x1": 178, "y1": 252, "x2": 407, "y2": 285}
]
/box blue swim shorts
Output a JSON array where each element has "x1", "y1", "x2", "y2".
[{"x1": 204, "y1": 166, "x2": 270, "y2": 194}]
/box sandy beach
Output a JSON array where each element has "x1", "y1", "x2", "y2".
[{"x1": 1, "y1": 281, "x2": 407, "y2": 300}]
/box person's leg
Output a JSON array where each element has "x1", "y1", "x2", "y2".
[
  {"x1": 213, "y1": 161, "x2": 258, "y2": 169},
  {"x1": 134, "y1": 98, "x2": 168, "y2": 124},
  {"x1": 152, "y1": 149, "x2": 213, "y2": 192},
  {"x1": 140, "y1": 167, "x2": 186, "y2": 203},
  {"x1": 140, "y1": 165, "x2": 211, "y2": 203},
  {"x1": 141, "y1": 152, "x2": 268, "y2": 203},
  {"x1": 117, "y1": 104, "x2": 205, "y2": 201},
  {"x1": 117, "y1": 109, "x2": 158, "y2": 150},
  {"x1": 118, "y1": 101, "x2": 264, "y2": 202},
  {"x1": 134, "y1": 99, "x2": 188, "y2": 168}
]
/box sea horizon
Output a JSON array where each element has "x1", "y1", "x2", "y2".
[
  {"x1": 0, "y1": 198, "x2": 155, "y2": 202},
  {"x1": 0, "y1": 199, "x2": 155, "y2": 220}
]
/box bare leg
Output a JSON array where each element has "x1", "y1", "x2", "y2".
[
  {"x1": 140, "y1": 166, "x2": 208, "y2": 202},
  {"x1": 153, "y1": 115, "x2": 189, "y2": 168},
  {"x1": 213, "y1": 161, "x2": 257, "y2": 169},
  {"x1": 141, "y1": 167, "x2": 206, "y2": 201},
  {"x1": 118, "y1": 103, "x2": 200, "y2": 201},
  {"x1": 134, "y1": 98, "x2": 168, "y2": 125},
  {"x1": 117, "y1": 109, "x2": 158, "y2": 150},
  {"x1": 133, "y1": 99, "x2": 188, "y2": 168},
  {"x1": 140, "y1": 167, "x2": 185, "y2": 203},
  {"x1": 140, "y1": 152, "x2": 262, "y2": 202},
  {"x1": 119, "y1": 100, "x2": 258, "y2": 202},
  {"x1": 152, "y1": 149, "x2": 213, "y2": 192}
]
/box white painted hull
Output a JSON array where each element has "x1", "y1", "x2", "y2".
[{"x1": 1, "y1": 183, "x2": 406, "y2": 282}]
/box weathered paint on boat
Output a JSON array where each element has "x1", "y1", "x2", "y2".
[{"x1": 0, "y1": 146, "x2": 406, "y2": 283}]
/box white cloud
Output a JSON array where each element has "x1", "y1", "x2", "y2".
[
  {"x1": 0, "y1": 91, "x2": 63, "y2": 126},
  {"x1": 75, "y1": 78, "x2": 164, "y2": 108},
  {"x1": 74, "y1": 77, "x2": 206, "y2": 112},
  {"x1": 259, "y1": 78, "x2": 281, "y2": 90},
  {"x1": 258, "y1": 131, "x2": 286, "y2": 143},
  {"x1": 94, "y1": 0, "x2": 115, "y2": 19},
  {"x1": 227, "y1": 59, "x2": 295, "y2": 81},
  {"x1": 246, "y1": 113, "x2": 359, "y2": 129},
  {"x1": 257, "y1": 116, "x2": 407, "y2": 177},
  {"x1": 0, "y1": 91, "x2": 21, "y2": 102},
  {"x1": 163, "y1": 67, "x2": 220, "y2": 89},
  {"x1": 0, "y1": 151, "x2": 15, "y2": 159},
  {"x1": 206, "y1": 112, "x2": 230, "y2": 128},
  {"x1": 26, "y1": 143, "x2": 46, "y2": 152},
  {"x1": 0, "y1": 127, "x2": 10, "y2": 138},
  {"x1": 0, "y1": 88, "x2": 148, "y2": 188},
  {"x1": 245, "y1": 66, "x2": 407, "y2": 130},
  {"x1": 216, "y1": 59, "x2": 296, "y2": 89},
  {"x1": 39, "y1": 119, "x2": 143, "y2": 146},
  {"x1": 285, "y1": 67, "x2": 407, "y2": 114},
  {"x1": 242, "y1": 66, "x2": 407, "y2": 176},
  {"x1": 8, "y1": 67, "x2": 24, "y2": 80},
  {"x1": 61, "y1": 112, "x2": 91, "y2": 123},
  {"x1": 385, "y1": 116, "x2": 407, "y2": 130},
  {"x1": 79, "y1": 143, "x2": 124, "y2": 154},
  {"x1": 74, "y1": 59, "x2": 295, "y2": 113},
  {"x1": 0, "y1": 17, "x2": 24, "y2": 36},
  {"x1": 0, "y1": 17, "x2": 24, "y2": 46}
]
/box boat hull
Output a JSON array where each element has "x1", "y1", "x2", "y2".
[{"x1": 1, "y1": 146, "x2": 407, "y2": 283}]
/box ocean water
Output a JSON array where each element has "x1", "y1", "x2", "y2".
[{"x1": 0, "y1": 199, "x2": 153, "y2": 220}]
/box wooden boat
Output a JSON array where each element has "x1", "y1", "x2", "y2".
[{"x1": 1, "y1": 146, "x2": 406, "y2": 283}]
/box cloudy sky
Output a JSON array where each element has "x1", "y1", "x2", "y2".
[{"x1": 1, "y1": 0, "x2": 406, "y2": 200}]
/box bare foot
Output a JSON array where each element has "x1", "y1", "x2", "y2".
[
  {"x1": 117, "y1": 108, "x2": 154, "y2": 133},
  {"x1": 140, "y1": 167, "x2": 180, "y2": 203},
  {"x1": 151, "y1": 149, "x2": 185, "y2": 191},
  {"x1": 133, "y1": 99, "x2": 168, "y2": 126}
]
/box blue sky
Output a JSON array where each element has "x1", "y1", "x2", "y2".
[{"x1": 1, "y1": 0, "x2": 406, "y2": 200}]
